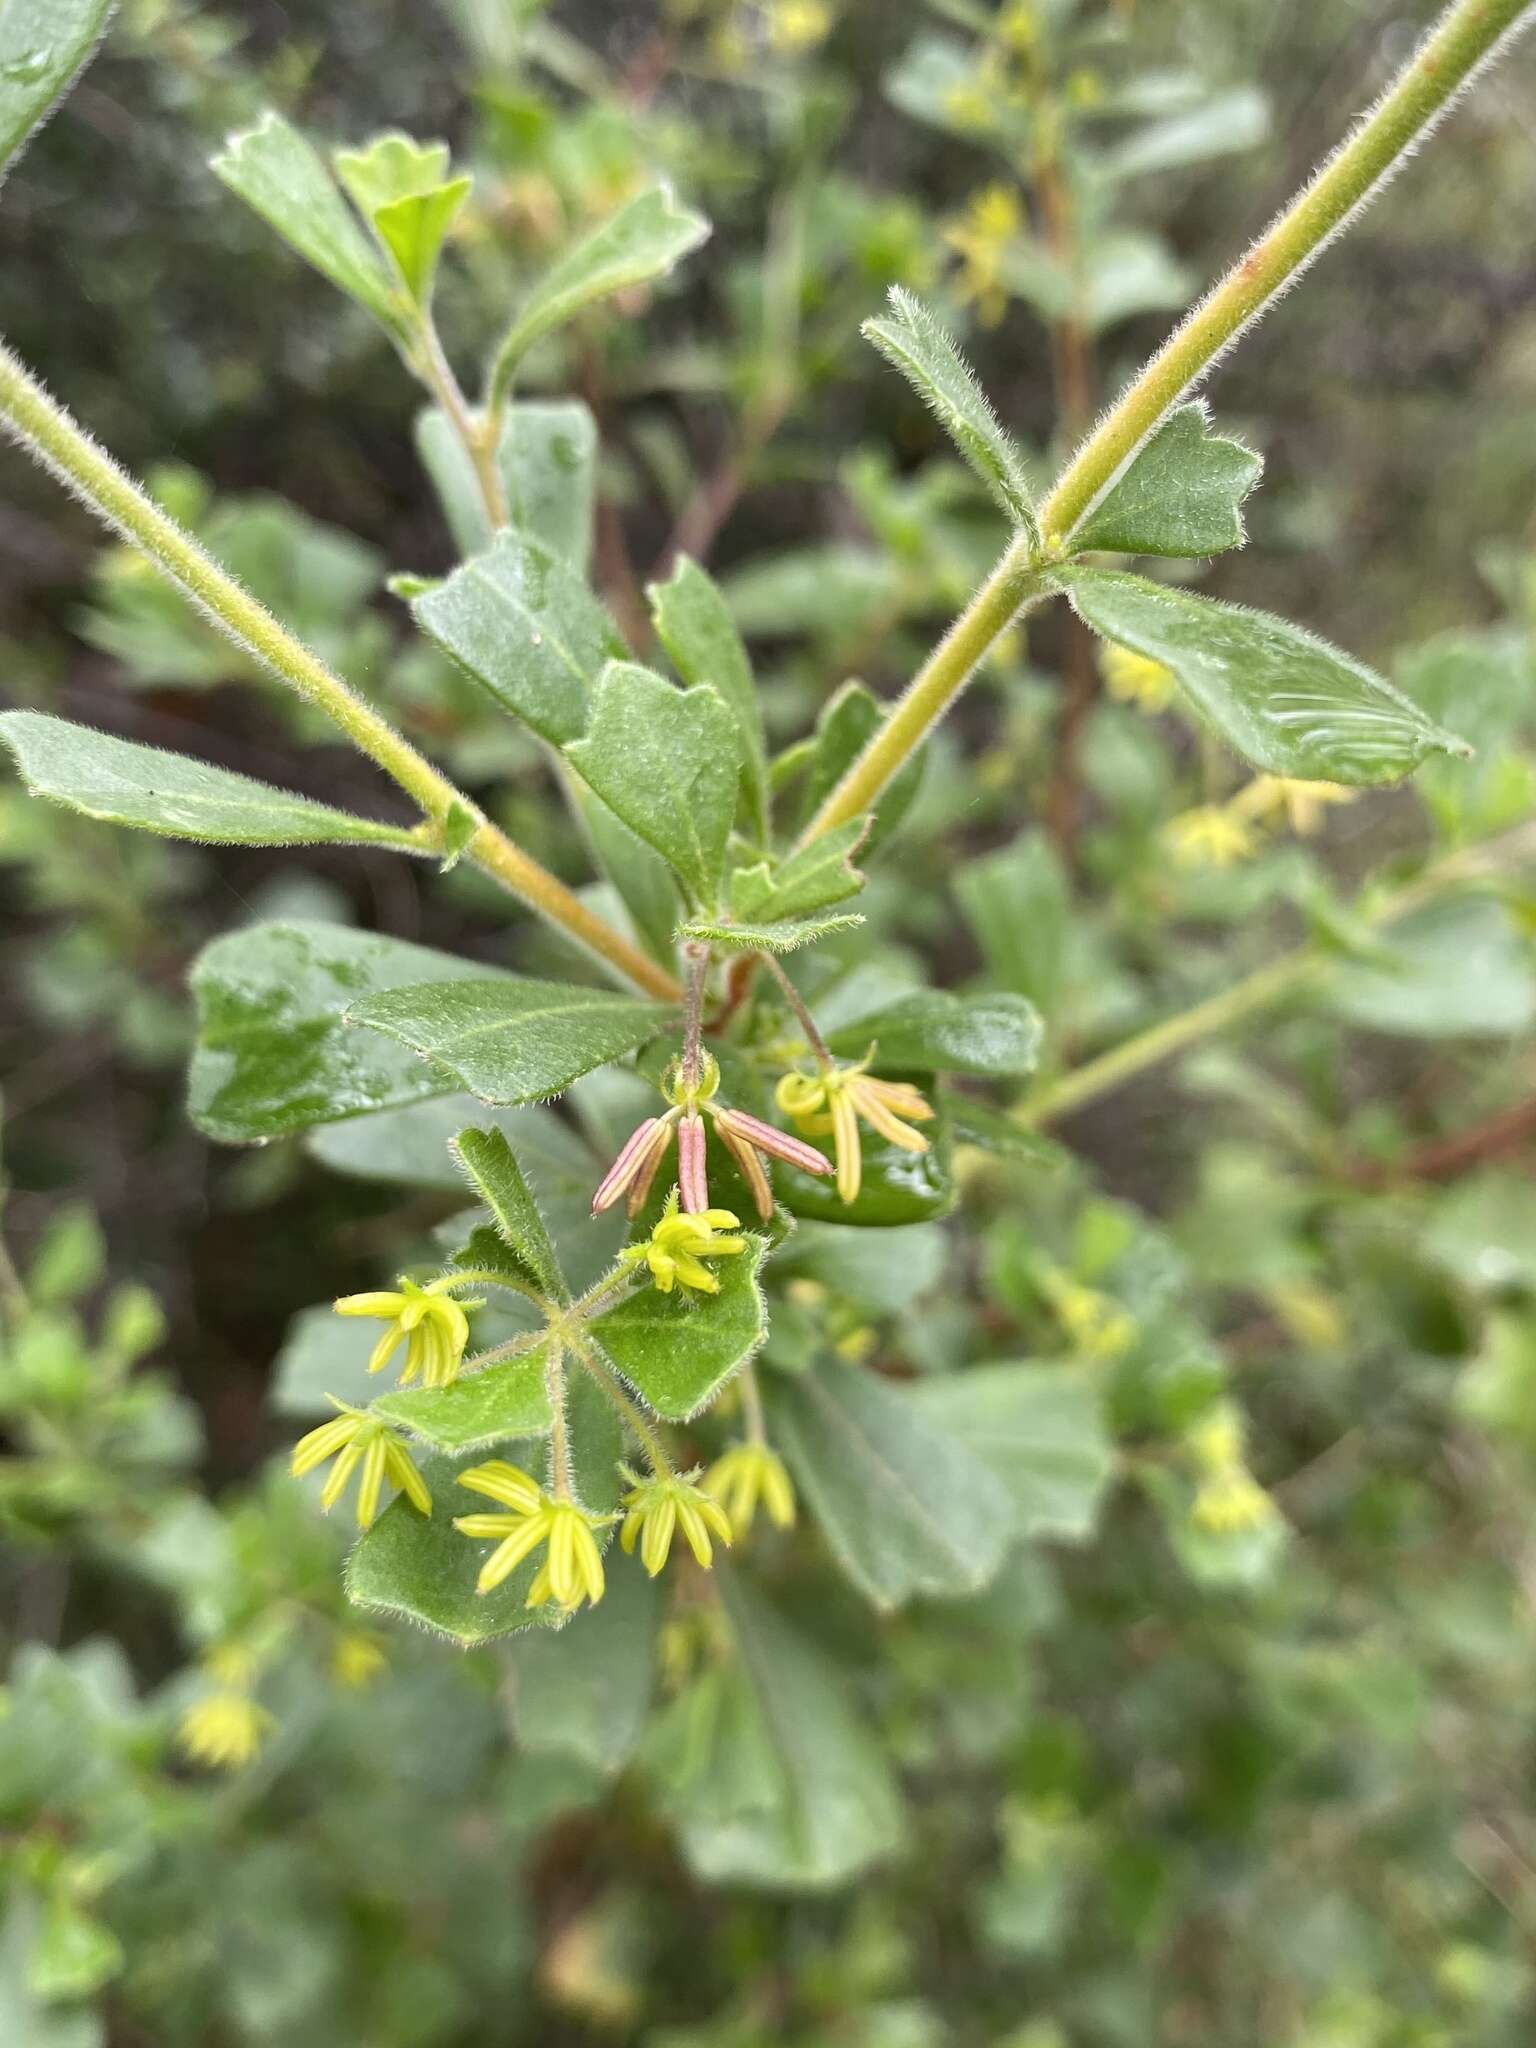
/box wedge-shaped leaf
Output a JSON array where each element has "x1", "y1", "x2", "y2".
[
  {"x1": 827, "y1": 989, "x2": 1043, "y2": 1077},
  {"x1": 764, "y1": 1361, "x2": 1015, "y2": 1608},
  {"x1": 333, "y1": 131, "x2": 469, "y2": 304},
  {"x1": 411, "y1": 528, "x2": 625, "y2": 748},
  {"x1": 1070, "y1": 404, "x2": 1261, "y2": 558},
  {"x1": 0, "y1": 0, "x2": 113, "y2": 185},
  {"x1": 677, "y1": 913, "x2": 863, "y2": 953},
  {"x1": 730, "y1": 819, "x2": 869, "y2": 924},
  {"x1": 373, "y1": 1336, "x2": 555, "y2": 1452},
  {"x1": 505, "y1": 1564, "x2": 659, "y2": 1773},
  {"x1": 797, "y1": 682, "x2": 922, "y2": 855},
  {"x1": 907, "y1": 1364, "x2": 1114, "y2": 1543},
  {"x1": 863, "y1": 287, "x2": 1036, "y2": 535},
  {"x1": 347, "y1": 977, "x2": 671, "y2": 1106},
  {"x1": 212, "y1": 112, "x2": 401, "y2": 334},
  {"x1": 451, "y1": 1126, "x2": 566, "y2": 1301},
  {"x1": 588, "y1": 1236, "x2": 769, "y2": 1419},
  {"x1": 0, "y1": 712, "x2": 419, "y2": 850},
  {"x1": 1323, "y1": 895, "x2": 1536, "y2": 1039},
  {"x1": 416, "y1": 400, "x2": 597, "y2": 569},
  {"x1": 643, "y1": 1569, "x2": 903, "y2": 1889},
  {"x1": 649, "y1": 557, "x2": 769, "y2": 840},
  {"x1": 189, "y1": 922, "x2": 486, "y2": 1143},
  {"x1": 566, "y1": 663, "x2": 739, "y2": 908},
  {"x1": 490, "y1": 184, "x2": 709, "y2": 402},
  {"x1": 1057, "y1": 567, "x2": 1468, "y2": 785},
  {"x1": 346, "y1": 1448, "x2": 556, "y2": 1646}
]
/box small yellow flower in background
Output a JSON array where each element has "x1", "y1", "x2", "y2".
[
  {"x1": 998, "y1": 0, "x2": 1038, "y2": 51},
  {"x1": 707, "y1": 1440, "x2": 797, "y2": 1536},
  {"x1": 290, "y1": 1398, "x2": 432, "y2": 1529},
  {"x1": 333, "y1": 1275, "x2": 476, "y2": 1389},
  {"x1": 178, "y1": 1692, "x2": 274, "y2": 1771},
  {"x1": 1166, "y1": 804, "x2": 1257, "y2": 869},
  {"x1": 776, "y1": 1057, "x2": 935, "y2": 1205},
  {"x1": 1185, "y1": 1401, "x2": 1281, "y2": 1536},
  {"x1": 1187, "y1": 1406, "x2": 1244, "y2": 1472},
  {"x1": 619, "y1": 1469, "x2": 733, "y2": 1576},
  {"x1": 618, "y1": 1191, "x2": 747, "y2": 1295},
  {"x1": 944, "y1": 184, "x2": 1022, "y2": 326},
  {"x1": 454, "y1": 1460, "x2": 609, "y2": 1611},
  {"x1": 767, "y1": 0, "x2": 831, "y2": 53},
  {"x1": 1038, "y1": 1270, "x2": 1136, "y2": 1361},
  {"x1": 202, "y1": 1641, "x2": 259, "y2": 1691},
  {"x1": 942, "y1": 80, "x2": 997, "y2": 134},
  {"x1": 1267, "y1": 1280, "x2": 1348, "y2": 1352},
  {"x1": 1231, "y1": 774, "x2": 1358, "y2": 838},
  {"x1": 1101, "y1": 642, "x2": 1175, "y2": 713},
  {"x1": 331, "y1": 1630, "x2": 389, "y2": 1690}
]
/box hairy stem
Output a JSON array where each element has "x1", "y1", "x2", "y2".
[
  {"x1": 0, "y1": 342, "x2": 680, "y2": 1002},
  {"x1": 801, "y1": 0, "x2": 1534, "y2": 846},
  {"x1": 575, "y1": 1340, "x2": 674, "y2": 1477},
  {"x1": 415, "y1": 316, "x2": 509, "y2": 530}
]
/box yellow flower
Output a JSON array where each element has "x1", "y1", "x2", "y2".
[
  {"x1": 767, "y1": 0, "x2": 831, "y2": 53},
  {"x1": 618, "y1": 1190, "x2": 747, "y2": 1295},
  {"x1": 333, "y1": 1276, "x2": 476, "y2": 1389},
  {"x1": 453, "y1": 1460, "x2": 609, "y2": 1611},
  {"x1": 1231, "y1": 775, "x2": 1358, "y2": 837},
  {"x1": 331, "y1": 1631, "x2": 389, "y2": 1689},
  {"x1": 1191, "y1": 1468, "x2": 1280, "y2": 1535},
  {"x1": 619, "y1": 1469, "x2": 733, "y2": 1576},
  {"x1": 944, "y1": 183, "x2": 1022, "y2": 326},
  {"x1": 775, "y1": 1058, "x2": 935, "y2": 1205},
  {"x1": 1042, "y1": 1275, "x2": 1136, "y2": 1361},
  {"x1": 1166, "y1": 804, "x2": 1257, "y2": 869},
  {"x1": 706, "y1": 1440, "x2": 797, "y2": 1535},
  {"x1": 290, "y1": 1398, "x2": 432, "y2": 1529},
  {"x1": 1100, "y1": 642, "x2": 1175, "y2": 713},
  {"x1": 178, "y1": 1692, "x2": 274, "y2": 1771}
]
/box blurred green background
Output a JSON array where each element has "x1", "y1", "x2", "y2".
[{"x1": 3, "y1": 3, "x2": 1536, "y2": 2044}]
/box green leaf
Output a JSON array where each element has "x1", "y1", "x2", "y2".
[
  {"x1": 648, "y1": 556, "x2": 769, "y2": 840},
  {"x1": 504, "y1": 1565, "x2": 659, "y2": 1773},
  {"x1": 575, "y1": 782, "x2": 681, "y2": 970},
  {"x1": 0, "y1": 0, "x2": 114, "y2": 186},
  {"x1": 212, "y1": 112, "x2": 401, "y2": 335},
  {"x1": 372, "y1": 1337, "x2": 555, "y2": 1452},
  {"x1": 415, "y1": 400, "x2": 597, "y2": 570},
  {"x1": 764, "y1": 1361, "x2": 1016, "y2": 1608},
  {"x1": 346, "y1": 977, "x2": 670, "y2": 1107},
  {"x1": 565, "y1": 663, "x2": 740, "y2": 907},
  {"x1": 863, "y1": 287, "x2": 1036, "y2": 535},
  {"x1": 1057, "y1": 567, "x2": 1469, "y2": 785},
  {"x1": 588, "y1": 1236, "x2": 769, "y2": 1420},
  {"x1": 730, "y1": 819, "x2": 869, "y2": 923},
  {"x1": 451, "y1": 1125, "x2": 567, "y2": 1302},
  {"x1": 954, "y1": 830, "x2": 1070, "y2": 1016},
  {"x1": 333, "y1": 131, "x2": 469, "y2": 304},
  {"x1": 1069, "y1": 404, "x2": 1261, "y2": 559},
  {"x1": 346, "y1": 1449, "x2": 556, "y2": 1646},
  {"x1": 676, "y1": 912, "x2": 864, "y2": 953},
  {"x1": 411, "y1": 528, "x2": 626, "y2": 748},
  {"x1": 188, "y1": 922, "x2": 488, "y2": 1143},
  {"x1": 942, "y1": 1091, "x2": 1067, "y2": 1169},
  {"x1": 643, "y1": 1569, "x2": 903, "y2": 1889},
  {"x1": 0, "y1": 711, "x2": 420, "y2": 851},
  {"x1": 1323, "y1": 895, "x2": 1536, "y2": 1039},
  {"x1": 906, "y1": 1365, "x2": 1115, "y2": 1542},
  {"x1": 490, "y1": 184, "x2": 709, "y2": 402},
  {"x1": 827, "y1": 990, "x2": 1043, "y2": 1077},
  {"x1": 564, "y1": 1359, "x2": 627, "y2": 1518},
  {"x1": 272, "y1": 1304, "x2": 381, "y2": 1416},
  {"x1": 797, "y1": 682, "x2": 922, "y2": 855}
]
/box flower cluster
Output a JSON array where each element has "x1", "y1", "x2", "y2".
[
  {"x1": 333, "y1": 1273, "x2": 478, "y2": 1388},
  {"x1": 452, "y1": 1460, "x2": 610, "y2": 1611},
  {"x1": 290, "y1": 1398, "x2": 432, "y2": 1528},
  {"x1": 619, "y1": 1469, "x2": 733, "y2": 1576},
  {"x1": 1185, "y1": 1404, "x2": 1282, "y2": 1536},
  {"x1": 1168, "y1": 775, "x2": 1357, "y2": 870},
  {"x1": 177, "y1": 1644, "x2": 273, "y2": 1772},
  {"x1": 618, "y1": 1191, "x2": 747, "y2": 1295},
  {"x1": 776, "y1": 1055, "x2": 935, "y2": 1205},
  {"x1": 707, "y1": 1440, "x2": 796, "y2": 1535}
]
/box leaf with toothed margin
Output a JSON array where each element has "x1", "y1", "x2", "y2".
[
  {"x1": 1056, "y1": 566, "x2": 1471, "y2": 786},
  {"x1": 587, "y1": 1236, "x2": 770, "y2": 1420},
  {"x1": 451, "y1": 1125, "x2": 567, "y2": 1302},
  {"x1": 346, "y1": 978, "x2": 673, "y2": 1106},
  {"x1": 333, "y1": 130, "x2": 470, "y2": 307},
  {"x1": 1068, "y1": 403, "x2": 1261, "y2": 559},
  {"x1": 188, "y1": 922, "x2": 492, "y2": 1144},
  {"x1": 730, "y1": 819, "x2": 869, "y2": 924},
  {"x1": 863, "y1": 287, "x2": 1037, "y2": 535},
  {"x1": 0, "y1": 713, "x2": 423, "y2": 850},
  {"x1": 372, "y1": 1336, "x2": 556, "y2": 1453},
  {"x1": 649, "y1": 555, "x2": 769, "y2": 841},
  {"x1": 676, "y1": 913, "x2": 864, "y2": 953},
  {"x1": 0, "y1": 0, "x2": 116, "y2": 188}
]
